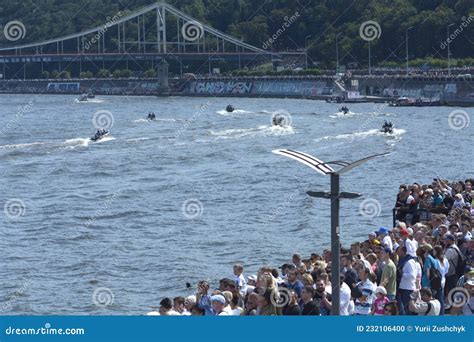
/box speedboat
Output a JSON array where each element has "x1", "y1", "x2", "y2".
[
  {"x1": 340, "y1": 106, "x2": 349, "y2": 114},
  {"x1": 86, "y1": 92, "x2": 95, "y2": 99},
  {"x1": 90, "y1": 130, "x2": 109, "y2": 141},
  {"x1": 226, "y1": 105, "x2": 235, "y2": 113}
]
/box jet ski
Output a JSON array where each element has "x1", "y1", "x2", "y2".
[
  {"x1": 272, "y1": 115, "x2": 286, "y2": 127},
  {"x1": 90, "y1": 129, "x2": 109, "y2": 141},
  {"x1": 226, "y1": 105, "x2": 235, "y2": 113},
  {"x1": 381, "y1": 121, "x2": 394, "y2": 134},
  {"x1": 77, "y1": 94, "x2": 89, "y2": 102},
  {"x1": 340, "y1": 106, "x2": 349, "y2": 114},
  {"x1": 147, "y1": 112, "x2": 157, "y2": 120}
]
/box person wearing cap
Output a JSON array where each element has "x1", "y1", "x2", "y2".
[
  {"x1": 444, "y1": 234, "x2": 463, "y2": 294},
  {"x1": 408, "y1": 288, "x2": 441, "y2": 315},
  {"x1": 380, "y1": 248, "x2": 397, "y2": 300},
  {"x1": 456, "y1": 266, "x2": 474, "y2": 288},
  {"x1": 371, "y1": 286, "x2": 389, "y2": 315},
  {"x1": 211, "y1": 294, "x2": 229, "y2": 316},
  {"x1": 400, "y1": 227, "x2": 418, "y2": 257},
  {"x1": 378, "y1": 227, "x2": 393, "y2": 253},
  {"x1": 396, "y1": 246, "x2": 421, "y2": 315},
  {"x1": 453, "y1": 193, "x2": 466, "y2": 209}
]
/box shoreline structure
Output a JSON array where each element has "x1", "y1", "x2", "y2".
[{"x1": 1, "y1": 75, "x2": 473, "y2": 106}]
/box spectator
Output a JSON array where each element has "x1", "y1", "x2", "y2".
[
  {"x1": 313, "y1": 279, "x2": 332, "y2": 315},
  {"x1": 433, "y1": 245, "x2": 449, "y2": 315},
  {"x1": 159, "y1": 298, "x2": 180, "y2": 316},
  {"x1": 378, "y1": 227, "x2": 393, "y2": 252},
  {"x1": 341, "y1": 254, "x2": 358, "y2": 291},
  {"x1": 211, "y1": 295, "x2": 229, "y2": 316},
  {"x1": 300, "y1": 285, "x2": 320, "y2": 315},
  {"x1": 353, "y1": 267, "x2": 376, "y2": 315},
  {"x1": 242, "y1": 293, "x2": 258, "y2": 316},
  {"x1": 285, "y1": 269, "x2": 304, "y2": 298},
  {"x1": 282, "y1": 289, "x2": 301, "y2": 315},
  {"x1": 445, "y1": 234, "x2": 464, "y2": 294},
  {"x1": 372, "y1": 286, "x2": 389, "y2": 315},
  {"x1": 396, "y1": 246, "x2": 420, "y2": 315},
  {"x1": 380, "y1": 248, "x2": 397, "y2": 300},
  {"x1": 408, "y1": 288, "x2": 440, "y2": 315},
  {"x1": 233, "y1": 263, "x2": 247, "y2": 296},
  {"x1": 256, "y1": 289, "x2": 278, "y2": 316},
  {"x1": 383, "y1": 301, "x2": 399, "y2": 316},
  {"x1": 339, "y1": 275, "x2": 353, "y2": 315}
]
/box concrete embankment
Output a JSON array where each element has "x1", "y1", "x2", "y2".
[{"x1": 1, "y1": 76, "x2": 473, "y2": 106}]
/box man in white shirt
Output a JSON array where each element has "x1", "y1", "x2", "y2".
[
  {"x1": 397, "y1": 246, "x2": 421, "y2": 315},
  {"x1": 400, "y1": 227, "x2": 418, "y2": 257},
  {"x1": 339, "y1": 275, "x2": 352, "y2": 315},
  {"x1": 353, "y1": 267, "x2": 376, "y2": 315},
  {"x1": 378, "y1": 227, "x2": 393, "y2": 252}
]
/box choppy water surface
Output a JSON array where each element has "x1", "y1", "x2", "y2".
[{"x1": 0, "y1": 94, "x2": 472, "y2": 314}]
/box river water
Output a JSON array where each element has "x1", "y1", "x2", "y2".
[{"x1": 0, "y1": 94, "x2": 472, "y2": 314}]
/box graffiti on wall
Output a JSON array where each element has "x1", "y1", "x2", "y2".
[{"x1": 190, "y1": 81, "x2": 253, "y2": 94}]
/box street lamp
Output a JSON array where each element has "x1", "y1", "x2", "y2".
[
  {"x1": 447, "y1": 24, "x2": 455, "y2": 76},
  {"x1": 405, "y1": 26, "x2": 414, "y2": 76},
  {"x1": 305, "y1": 35, "x2": 312, "y2": 70},
  {"x1": 272, "y1": 149, "x2": 389, "y2": 315},
  {"x1": 336, "y1": 32, "x2": 342, "y2": 74}
]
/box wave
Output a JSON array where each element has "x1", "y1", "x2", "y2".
[
  {"x1": 215, "y1": 109, "x2": 252, "y2": 116},
  {"x1": 314, "y1": 128, "x2": 406, "y2": 142},
  {"x1": 0, "y1": 141, "x2": 46, "y2": 149},
  {"x1": 209, "y1": 125, "x2": 294, "y2": 139},
  {"x1": 74, "y1": 98, "x2": 104, "y2": 104}
]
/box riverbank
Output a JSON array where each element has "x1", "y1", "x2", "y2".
[{"x1": 1, "y1": 75, "x2": 473, "y2": 106}]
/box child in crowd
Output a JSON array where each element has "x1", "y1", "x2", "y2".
[{"x1": 372, "y1": 286, "x2": 389, "y2": 315}]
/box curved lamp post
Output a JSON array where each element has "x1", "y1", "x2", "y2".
[{"x1": 272, "y1": 149, "x2": 389, "y2": 315}]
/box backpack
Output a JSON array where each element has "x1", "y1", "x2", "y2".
[
  {"x1": 429, "y1": 267, "x2": 442, "y2": 291},
  {"x1": 449, "y1": 246, "x2": 467, "y2": 278}
]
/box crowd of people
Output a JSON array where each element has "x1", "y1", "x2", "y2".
[{"x1": 148, "y1": 178, "x2": 473, "y2": 316}]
